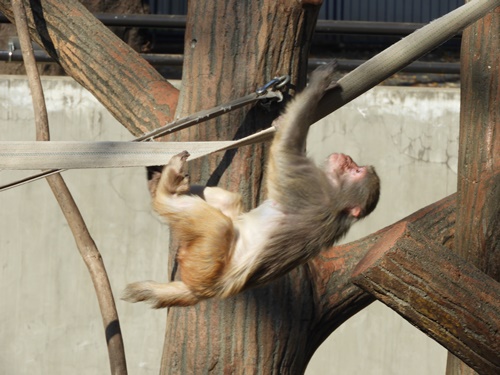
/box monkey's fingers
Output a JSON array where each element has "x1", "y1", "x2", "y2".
[
  {"x1": 309, "y1": 61, "x2": 338, "y2": 93},
  {"x1": 326, "y1": 80, "x2": 339, "y2": 91}
]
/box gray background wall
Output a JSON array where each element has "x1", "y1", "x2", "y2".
[{"x1": 0, "y1": 76, "x2": 459, "y2": 374}]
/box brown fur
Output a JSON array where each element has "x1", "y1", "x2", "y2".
[{"x1": 122, "y1": 62, "x2": 380, "y2": 308}]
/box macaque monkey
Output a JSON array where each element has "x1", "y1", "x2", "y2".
[{"x1": 123, "y1": 63, "x2": 380, "y2": 308}]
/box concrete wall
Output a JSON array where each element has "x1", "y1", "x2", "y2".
[{"x1": 0, "y1": 76, "x2": 460, "y2": 374}]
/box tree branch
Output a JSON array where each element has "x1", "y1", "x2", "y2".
[
  {"x1": 0, "y1": 0, "x2": 179, "y2": 135},
  {"x1": 351, "y1": 220, "x2": 500, "y2": 375},
  {"x1": 315, "y1": 192, "x2": 500, "y2": 374}
]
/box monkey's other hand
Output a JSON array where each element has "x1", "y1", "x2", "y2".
[{"x1": 309, "y1": 61, "x2": 339, "y2": 92}]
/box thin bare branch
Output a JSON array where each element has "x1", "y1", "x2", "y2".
[{"x1": 10, "y1": 1, "x2": 127, "y2": 374}]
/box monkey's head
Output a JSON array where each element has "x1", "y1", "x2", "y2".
[{"x1": 325, "y1": 153, "x2": 380, "y2": 219}]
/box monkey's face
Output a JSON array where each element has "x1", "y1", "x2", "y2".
[
  {"x1": 324, "y1": 153, "x2": 380, "y2": 219},
  {"x1": 325, "y1": 153, "x2": 368, "y2": 187}
]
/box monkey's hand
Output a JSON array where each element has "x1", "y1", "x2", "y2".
[{"x1": 309, "y1": 61, "x2": 339, "y2": 93}]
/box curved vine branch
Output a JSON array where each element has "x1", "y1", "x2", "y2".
[{"x1": 10, "y1": 1, "x2": 127, "y2": 374}]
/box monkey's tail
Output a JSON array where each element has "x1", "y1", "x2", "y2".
[{"x1": 122, "y1": 280, "x2": 200, "y2": 308}]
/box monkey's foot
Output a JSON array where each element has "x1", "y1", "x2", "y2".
[
  {"x1": 165, "y1": 151, "x2": 190, "y2": 195},
  {"x1": 168, "y1": 150, "x2": 190, "y2": 171},
  {"x1": 309, "y1": 61, "x2": 339, "y2": 92}
]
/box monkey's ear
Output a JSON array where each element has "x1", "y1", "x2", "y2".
[{"x1": 348, "y1": 206, "x2": 362, "y2": 218}]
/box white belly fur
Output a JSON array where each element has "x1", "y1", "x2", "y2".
[{"x1": 231, "y1": 200, "x2": 283, "y2": 272}]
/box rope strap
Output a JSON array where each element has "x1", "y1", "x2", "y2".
[
  {"x1": 0, "y1": 127, "x2": 275, "y2": 170},
  {"x1": 0, "y1": 75, "x2": 287, "y2": 191}
]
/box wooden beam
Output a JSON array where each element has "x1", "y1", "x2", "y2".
[
  {"x1": 352, "y1": 226, "x2": 500, "y2": 375},
  {"x1": 448, "y1": 4, "x2": 500, "y2": 373}
]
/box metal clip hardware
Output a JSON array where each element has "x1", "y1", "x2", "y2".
[{"x1": 256, "y1": 75, "x2": 290, "y2": 96}]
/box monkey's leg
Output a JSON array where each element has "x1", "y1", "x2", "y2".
[
  {"x1": 123, "y1": 202, "x2": 234, "y2": 308},
  {"x1": 125, "y1": 192, "x2": 236, "y2": 307},
  {"x1": 150, "y1": 151, "x2": 237, "y2": 304},
  {"x1": 142, "y1": 195, "x2": 235, "y2": 306},
  {"x1": 156, "y1": 150, "x2": 191, "y2": 197},
  {"x1": 173, "y1": 200, "x2": 235, "y2": 299},
  {"x1": 189, "y1": 185, "x2": 243, "y2": 220},
  {"x1": 122, "y1": 280, "x2": 200, "y2": 308}
]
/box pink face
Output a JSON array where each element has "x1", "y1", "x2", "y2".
[{"x1": 325, "y1": 153, "x2": 368, "y2": 186}]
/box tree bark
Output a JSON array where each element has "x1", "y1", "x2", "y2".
[
  {"x1": 455, "y1": 5, "x2": 500, "y2": 279},
  {"x1": 0, "y1": 0, "x2": 179, "y2": 135},
  {"x1": 446, "y1": 4, "x2": 500, "y2": 375}
]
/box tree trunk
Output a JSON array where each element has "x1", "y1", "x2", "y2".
[
  {"x1": 159, "y1": 1, "x2": 321, "y2": 374},
  {"x1": 446, "y1": 4, "x2": 500, "y2": 375}
]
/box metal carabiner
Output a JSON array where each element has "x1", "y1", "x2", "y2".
[
  {"x1": 274, "y1": 75, "x2": 290, "y2": 90},
  {"x1": 256, "y1": 75, "x2": 290, "y2": 96}
]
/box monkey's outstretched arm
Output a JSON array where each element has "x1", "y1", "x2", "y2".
[
  {"x1": 273, "y1": 62, "x2": 338, "y2": 155},
  {"x1": 266, "y1": 63, "x2": 338, "y2": 208}
]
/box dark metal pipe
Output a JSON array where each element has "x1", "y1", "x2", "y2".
[
  {"x1": 0, "y1": 49, "x2": 52, "y2": 62},
  {"x1": 0, "y1": 12, "x2": 461, "y2": 37},
  {"x1": 0, "y1": 50, "x2": 459, "y2": 75},
  {"x1": 0, "y1": 13, "x2": 189, "y2": 28},
  {"x1": 92, "y1": 13, "x2": 187, "y2": 28},
  {"x1": 315, "y1": 20, "x2": 426, "y2": 36},
  {"x1": 140, "y1": 53, "x2": 184, "y2": 66},
  {"x1": 0, "y1": 49, "x2": 185, "y2": 66}
]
